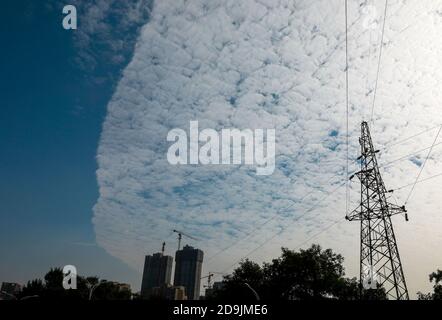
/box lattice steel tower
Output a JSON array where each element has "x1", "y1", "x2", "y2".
[{"x1": 346, "y1": 121, "x2": 409, "y2": 300}]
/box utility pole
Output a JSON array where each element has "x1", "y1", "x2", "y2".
[{"x1": 346, "y1": 121, "x2": 409, "y2": 300}]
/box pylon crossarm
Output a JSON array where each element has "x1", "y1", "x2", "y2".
[
  {"x1": 353, "y1": 168, "x2": 374, "y2": 181},
  {"x1": 345, "y1": 206, "x2": 362, "y2": 221},
  {"x1": 388, "y1": 204, "x2": 408, "y2": 219}
]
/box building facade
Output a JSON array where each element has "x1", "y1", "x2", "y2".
[
  {"x1": 140, "y1": 252, "x2": 173, "y2": 298},
  {"x1": 173, "y1": 245, "x2": 204, "y2": 300},
  {"x1": 0, "y1": 282, "x2": 22, "y2": 300},
  {"x1": 1, "y1": 282, "x2": 22, "y2": 295},
  {"x1": 151, "y1": 285, "x2": 187, "y2": 300},
  {"x1": 204, "y1": 281, "x2": 224, "y2": 299}
]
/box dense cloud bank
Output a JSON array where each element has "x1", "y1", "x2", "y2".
[{"x1": 94, "y1": 0, "x2": 442, "y2": 294}]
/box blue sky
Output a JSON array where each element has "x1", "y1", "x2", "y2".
[{"x1": 0, "y1": 0, "x2": 145, "y2": 288}]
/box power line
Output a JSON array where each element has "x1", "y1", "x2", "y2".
[
  {"x1": 404, "y1": 125, "x2": 442, "y2": 205},
  {"x1": 291, "y1": 218, "x2": 345, "y2": 251},
  {"x1": 379, "y1": 140, "x2": 442, "y2": 169},
  {"x1": 345, "y1": 0, "x2": 350, "y2": 219},
  {"x1": 311, "y1": 10, "x2": 364, "y2": 79},
  {"x1": 393, "y1": 171, "x2": 442, "y2": 192},
  {"x1": 221, "y1": 181, "x2": 345, "y2": 273},
  {"x1": 379, "y1": 124, "x2": 442, "y2": 150},
  {"x1": 364, "y1": 0, "x2": 374, "y2": 122},
  {"x1": 210, "y1": 131, "x2": 442, "y2": 266},
  {"x1": 370, "y1": 0, "x2": 388, "y2": 124},
  {"x1": 312, "y1": 0, "x2": 409, "y2": 80},
  {"x1": 215, "y1": 134, "x2": 442, "y2": 272},
  {"x1": 206, "y1": 171, "x2": 343, "y2": 262},
  {"x1": 206, "y1": 199, "x2": 300, "y2": 263}
]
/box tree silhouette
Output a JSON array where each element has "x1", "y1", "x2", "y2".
[
  {"x1": 18, "y1": 268, "x2": 131, "y2": 300},
  {"x1": 210, "y1": 244, "x2": 386, "y2": 300},
  {"x1": 264, "y1": 245, "x2": 346, "y2": 299},
  {"x1": 211, "y1": 259, "x2": 264, "y2": 301},
  {"x1": 418, "y1": 269, "x2": 442, "y2": 300},
  {"x1": 20, "y1": 279, "x2": 44, "y2": 298},
  {"x1": 430, "y1": 270, "x2": 442, "y2": 300}
]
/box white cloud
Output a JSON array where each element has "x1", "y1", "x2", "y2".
[
  {"x1": 68, "y1": 0, "x2": 152, "y2": 80},
  {"x1": 94, "y1": 0, "x2": 442, "y2": 295}
]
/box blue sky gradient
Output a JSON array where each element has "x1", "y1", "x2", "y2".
[{"x1": 0, "y1": 0, "x2": 143, "y2": 288}]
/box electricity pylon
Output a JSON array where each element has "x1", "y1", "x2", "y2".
[{"x1": 346, "y1": 121, "x2": 409, "y2": 300}]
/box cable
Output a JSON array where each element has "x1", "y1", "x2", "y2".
[
  {"x1": 370, "y1": 0, "x2": 388, "y2": 124},
  {"x1": 311, "y1": 10, "x2": 364, "y2": 79},
  {"x1": 312, "y1": 0, "x2": 424, "y2": 83},
  {"x1": 312, "y1": 0, "x2": 406, "y2": 79},
  {"x1": 393, "y1": 171, "x2": 442, "y2": 192},
  {"x1": 345, "y1": 0, "x2": 350, "y2": 219},
  {"x1": 404, "y1": 125, "x2": 442, "y2": 205},
  {"x1": 216, "y1": 129, "x2": 442, "y2": 271},
  {"x1": 221, "y1": 181, "x2": 346, "y2": 272},
  {"x1": 379, "y1": 140, "x2": 442, "y2": 169},
  {"x1": 206, "y1": 171, "x2": 343, "y2": 262},
  {"x1": 364, "y1": 0, "x2": 373, "y2": 122},
  {"x1": 206, "y1": 198, "x2": 300, "y2": 263},
  {"x1": 210, "y1": 127, "x2": 441, "y2": 265},
  {"x1": 379, "y1": 124, "x2": 442, "y2": 150},
  {"x1": 291, "y1": 218, "x2": 345, "y2": 251}
]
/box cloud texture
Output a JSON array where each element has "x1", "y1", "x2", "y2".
[{"x1": 94, "y1": 0, "x2": 442, "y2": 294}]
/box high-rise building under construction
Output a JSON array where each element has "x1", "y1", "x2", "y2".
[
  {"x1": 140, "y1": 252, "x2": 173, "y2": 298},
  {"x1": 174, "y1": 245, "x2": 204, "y2": 300}
]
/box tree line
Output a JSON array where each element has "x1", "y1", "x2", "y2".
[
  {"x1": 207, "y1": 245, "x2": 441, "y2": 301},
  {"x1": 17, "y1": 268, "x2": 131, "y2": 300},
  {"x1": 11, "y1": 244, "x2": 442, "y2": 300}
]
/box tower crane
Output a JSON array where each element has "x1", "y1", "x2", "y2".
[
  {"x1": 172, "y1": 229, "x2": 198, "y2": 251},
  {"x1": 201, "y1": 272, "x2": 225, "y2": 289}
]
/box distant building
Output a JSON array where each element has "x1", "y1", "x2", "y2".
[
  {"x1": 151, "y1": 285, "x2": 187, "y2": 300},
  {"x1": 212, "y1": 281, "x2": 224, "y2": 291},
  {"x1": 205, "y1": 281, "x2": 224, "y2": 299},
  {"x1": 172, "y1": 286, "x2": 187, "y2": 300},
  {"x1": 141, "y1": 252, "x2": 173, "y2": 298},
  {"x1": 174, "y1": 245, "x2": 204, "y2": 300},
  {"x1": 1, "y1": 282, "x2": 22, "y2": 296},
  {"x1": 109, "y1": 282, "x2": 131, "y2": 292}
]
